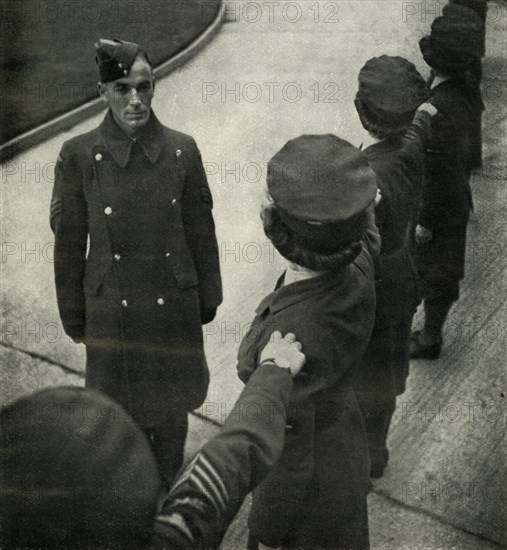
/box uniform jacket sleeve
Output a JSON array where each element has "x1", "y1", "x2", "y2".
[
  {"x1": 50, "y1": 142, "x2": 88, "y2": 338},
  {"x1": 361, "y1": 202, "x2": 381, "y2": 259},
  {"x1": 152, "y1": 363, "x2": 293, "y2": 549},
  {"x1": 403, "y1": 110, "x2": 432, "y2": 149},
  {"x1": 373, "y1": 110, "x2": 431, "y2": 249},
  {"x1": 416, "y1": 100, "x2": 468, "y2": 229},
  {"x1": 181, "y1": 138, "x2": 223, "y2": 316},
  {"x1": 418, "y1": 107, "x2": 452, "y2": 228}
]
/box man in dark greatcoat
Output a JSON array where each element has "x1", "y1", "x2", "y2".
[{"x1": 50, "y1": 39, "x2": 222, "y2": 484}]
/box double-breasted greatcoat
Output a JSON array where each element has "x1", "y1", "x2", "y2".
[{"x1": 50, "y1": 111, "x2": 222, "y2": 427}]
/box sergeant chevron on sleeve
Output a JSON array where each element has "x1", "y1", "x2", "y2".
[{"x1": 0, "y1": 332, "x2": 306, "y2": 550}]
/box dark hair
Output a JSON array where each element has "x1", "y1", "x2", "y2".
[
  {"x1": 261, "y1": 204, "x2": 363, "y2": 271},
  {"x1": 354, "y1": 97, "x2": 411, "y2": 142},
  {"x1": 137, "y1": 49, "x2": 153, "y2": 70}
]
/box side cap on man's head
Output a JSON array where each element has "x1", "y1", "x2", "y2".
[{"x1": 95, "y1": 38, "x2": 141, "y2": 83}]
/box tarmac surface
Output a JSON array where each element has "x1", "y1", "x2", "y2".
[{"x1": 1, "y1": 1, "x2": 506, "y2": 548}]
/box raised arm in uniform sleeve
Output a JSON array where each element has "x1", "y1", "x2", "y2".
[
  {"x1": 403, "y1": 110, "x2": 432, "y2": 150},
  {"x1": 50, "y1": 143, "x2": 88, "y2": 339},
  {"x1": 153, "y1": 363, "x2": 293, "y2": 549},
  {"x1": 374, "y1": 110, "x2": 432, "y2": 240},
  {"x1": 181, "y1": 138, "x2": 223, "y2": 323},
  {"x1": 361, "y1": 202, "x2": 381, "y2": 259},
  {"x1": 397, "y1": 109, "x2": 432, "y2": 201}
]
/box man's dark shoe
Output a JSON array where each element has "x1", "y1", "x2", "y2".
[{"x1": 409, "y1": 331, "x2": 442, "y2": 360}]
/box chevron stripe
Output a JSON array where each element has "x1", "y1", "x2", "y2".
[
  {"x1": 188, "y1": 471, "x2": 218, "y2": 511},
  {"x1": 198, "y1": 454, "x2": 228, "y2": 504},
  {"x1": 169, "y1": 453, "x2": 200, "y2": 495},
  {"x1": 193, "y1": 463, "x2": 226, "y2": 513}
]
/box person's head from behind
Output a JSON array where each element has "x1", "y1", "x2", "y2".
[
  {"x1": 262, "y1": 134, "x2": 377, "y2": 271},
  {"x1": 354, "y1": 55, "x2": 428, "y2": 142},
  {"x1": 0, "y1": 387, "x2": 161, "y2": 549},
  {"x1": 95, "y1": 38, "x2": 155, "y2": 137},
  {"x1": 419, "y1": 9, "x2": 483, "y2": 79},
  {"x1": 449, "y1": 0, "x2": 488, "y2": 22}
]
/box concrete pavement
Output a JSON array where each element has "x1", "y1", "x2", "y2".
[{"x1": 1, "y1": 1, "x2": 506, "y2": 548}]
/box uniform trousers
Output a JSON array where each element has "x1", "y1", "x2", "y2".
[{"x1": 141, "y1": 410, "x2": 189, "y2": 486}]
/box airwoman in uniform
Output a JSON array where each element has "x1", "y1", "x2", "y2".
[
  {"x1": 411, "y1": 12, "x2": 483, "y2": 358},
  {"x1": 237, "y1": 135, "x2": 380, "y2": 549},
  {"x1": 353, "y1": 55, "x2": 438, "y2": 476}
]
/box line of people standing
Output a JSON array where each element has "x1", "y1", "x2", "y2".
[
  {"x1": 236, "y1": 0, "x2": 487, "y2": 548},
  {"x1": 1, "y1": 0, "x2": 488, "y2": 548}
]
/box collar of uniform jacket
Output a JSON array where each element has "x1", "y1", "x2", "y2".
[
  {"x1": 428, "y1": 75, "x2": 484, "y2": 112},
  {"x1": 255, "y1": 267, "x2": 347, "y2": 316},
  {"x1": 362, "y1": 139, "x2": 399, "y2": 161},
  {"x1": 99, "y1": 109, "x2": 166, "y2": 167}
]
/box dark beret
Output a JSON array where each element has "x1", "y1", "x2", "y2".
[
  {"x1": 267, "y1": 135, "x2": 376, "y2": 250},
  {"x1": 0, "y1": 386, "x2": 160, "y2": 548},
  {"x1": 356, "y1": 55, "x2": 428, "y2": 129},
  {"x1": 420, "y1": 9, "x2": 483, "y2": 74},
  {"x1": 95, "y1": 38, "x2": 141, "y2": 82},
  {"x1": 443, "y1": 3, "x2": 486, "y2": 56},
  {"x1": 449, "y1": 0, "x2": 488, "y2": 21}
]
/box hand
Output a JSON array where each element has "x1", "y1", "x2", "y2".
[
  {"x1": 259, "y1": 331, "x2": 306, "y2": 377},
  {"x1": 418, "y1": 102, "x2": 438, "y2": 117},
  {"x1": 415, "y1": 224, "x2": 433, "y2": 243}
]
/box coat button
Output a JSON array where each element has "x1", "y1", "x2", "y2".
[
  {"x1": 176, "y1": 149, "x2": 182, "y2": 157},
  {"x1": 157, "y1": 298, "x2": 165, "y2": 306},
  {"x1": 165, "y1": 252, "x2": 171, "y2": 258},
  {"x1": 121, "y1": 299, "x2": 128, "y2": 307},
  {"x1": 104, "y1": 206, "x2": 112, "y2": 215},
  {"x1": 171, "y1": 199, "x2": 177, "y2": 206},
  {"x1": 95, "y1": 153, "x2": 102, "y2": 161},
  {"x1": 114, "y1": 254, "x2": 121, "y2": 261}
]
